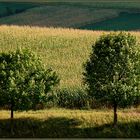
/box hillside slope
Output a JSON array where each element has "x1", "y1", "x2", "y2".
[
  {"x1": 0, "y1": 0, "x2": 140, "y2": 29},
  {"x1": 1, "y1": 25, "x2": 140, "y2": 90},
  {"x1": 0, "y1": 5, "x2": 119, "y2": 28}
]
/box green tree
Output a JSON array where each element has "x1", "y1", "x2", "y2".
[
  {"x1": 83, "y1": 32, "x2": 140, "y2": 125},
  {"x1": 0, "y1": 48, "x2": 59, "y2": 119}
]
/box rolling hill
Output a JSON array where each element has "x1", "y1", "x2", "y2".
[
  {"x1": 1, "y1": 25, "x2": 140, "y2": 90},
  {"x1": 0, "y1": 0, "x2": 140, "y2": 30},
  {"x1": 0, "y1": 1, "x2": 140, "y2": 138}
]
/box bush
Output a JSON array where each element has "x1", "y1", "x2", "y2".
[
  {"x1": 83, "y1": 32, "x2": 140, "y2": 125},
  {"x1": 46, "y1": 88, "x2": 91, "y2": 109}
]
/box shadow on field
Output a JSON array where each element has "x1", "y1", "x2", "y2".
[
  {"x1": 0, "y1": 117, "x2": 81, "y2": 138},
  {"x1": 0, "y1": 117, "x2": 140, "y2": 138}
]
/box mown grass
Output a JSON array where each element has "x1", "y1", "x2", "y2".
[{"x1": 0, "y1": 108, "x2": 140, "y2": 138}]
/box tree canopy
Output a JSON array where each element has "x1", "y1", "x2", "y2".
[
  {"x1": 0, "y1": 48, "x2": 59, "y2": 118},
  {"x1": 83, "y1": 32, "x2": 140, "y2": 125}
]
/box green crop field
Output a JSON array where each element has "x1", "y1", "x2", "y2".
[
  {"x1": 0, "y1": 5, "x2": 119, "y2": 28},
  {"x1": 0, "y1": 0, "x2": 140, "y2": 30},
  {"x1": 0, "y1": 26, "x2": 97, "y2": 90},
  {"x1": 80, "y1": 12, "x2": 140, "y2": 31},
  {"x1": 1, "y1": 25, "x2": 140, "y2": 90}
]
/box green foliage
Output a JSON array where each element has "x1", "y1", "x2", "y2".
[
  {"x1": 0, "y1": 48, "x2": 59, "y2": 116},
  {"x1": 0, "y1": 26, "x2": 140, "y2": 109},
  {"x1": 83, "y1": 32, "x2": 140, "y2": 107},
  {"x1": 50, "y1": 88, "x2": 90, "y2": 109}
]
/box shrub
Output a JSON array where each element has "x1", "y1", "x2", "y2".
[
  {"x1": 0, "y1": 48, "x2": 59, "y2": 119},
  {"x1": 83, "y1": 32, "x2": 140, "y2": 125},
  {"x1": 46, "y1": 88, "x2": 91, "y2": 109}
]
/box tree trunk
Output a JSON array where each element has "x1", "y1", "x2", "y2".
[
  {"x1": 10, "y1": 103, "x2": 14, "y2": 135},
  {"x1": 113, "y1": 103, "x2": 117, "y2": 126},
  {"x1": 11, "y1": 104, "x2": 14, "y2": 119}
]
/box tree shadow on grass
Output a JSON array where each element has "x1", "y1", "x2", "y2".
[
  {"x1": 82, "y1": 122, "x2": 140, "y2": 138},
  {"x1": 0, "y1": 117, "x2": 81, "y2": 138},
  {"x1": 0, "y1": 117, "x2": 140, "y2": 138}
]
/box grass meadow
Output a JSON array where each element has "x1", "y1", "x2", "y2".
[{"x1": 0, "y1": 108, "x2": 140, "y2": 138}]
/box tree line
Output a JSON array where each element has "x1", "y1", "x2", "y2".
[{"x1": 0, "y1": 32, "x2": 140, "y2": 126}]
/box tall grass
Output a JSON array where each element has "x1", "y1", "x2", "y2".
[
  {"x1": 1, "y1": 26, "x2": 140, "y2": 89},
  {"x1": 0, "y1": 108, "x2": 140, "y2": 137},
  {"x1": 0, "y1": 25, "x2": 98, "y2": 89}
]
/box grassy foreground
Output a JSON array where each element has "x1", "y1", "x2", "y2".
[{"x1": 0, "y1": 108, "x2": 140, "y2": 138}]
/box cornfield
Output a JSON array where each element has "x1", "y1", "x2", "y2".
[{"x1": 0, "y1": 26, "x2": 140, "y2": 108}]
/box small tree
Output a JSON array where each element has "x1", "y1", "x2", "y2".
[
  {"x1": 83, "y1": 32, "x2": 140, "y2": 125},
  {"x1": 0, "y1": 48, "x2": 59, "y2": 119}
]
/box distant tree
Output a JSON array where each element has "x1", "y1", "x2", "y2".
[
  {"x1": 83, "y1": 32, "x2": 140, "y2": 125},
  {"x1": 0, "y1": 48, "x2": 59, "y2": 119}
]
